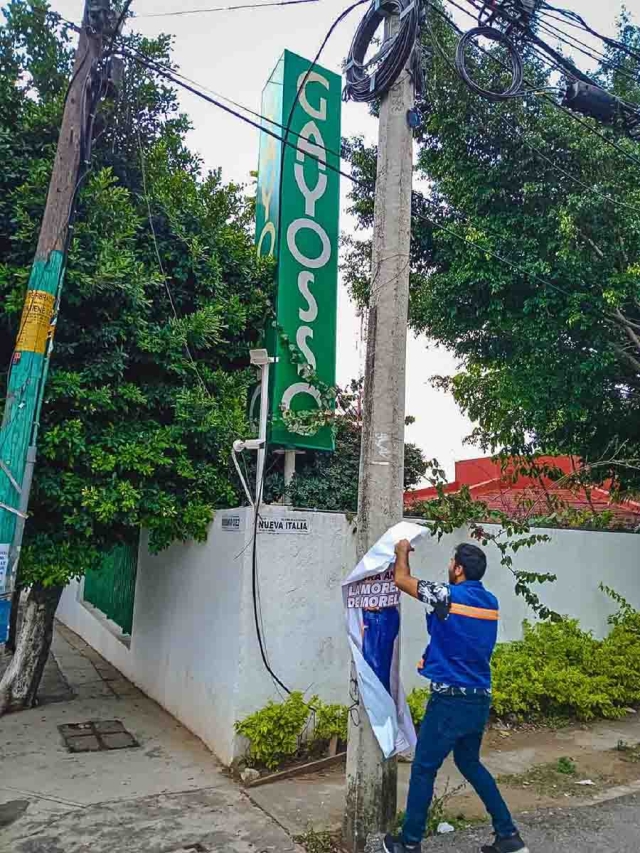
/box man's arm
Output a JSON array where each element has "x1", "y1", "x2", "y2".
[
  {"x1": 394, "y1": 539, "x2": 451, "y2": 618},
  {"x1": 393, "y1": 539, "x2": 420, "y2": 599}
]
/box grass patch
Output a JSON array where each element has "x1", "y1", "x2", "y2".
[
  {"x1": 498, "y1": 758, "x2": 602, "y2": 798},
  {"x1": 556, "y1": 756, "x2": 577, "y2": 775},
  {"x1": 616, "y1": 740, "x2": 640, "y2": 763},
  {"x1": 394, "y1": 783, "x2": 488, "y2": 839},
  {"x1": 294, "y1": 829, "x2": 342, "y2": 853}
]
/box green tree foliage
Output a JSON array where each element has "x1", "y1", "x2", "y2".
[
  {"x1": 0, "y1": 1, "x2": 273, "y2": 587},
  {"x1": 344, "y1": 7, "x2": 640, "y2": 494}
]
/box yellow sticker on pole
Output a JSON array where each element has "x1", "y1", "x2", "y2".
[{"x1": 16, "y1": 290, "x2": 56, "y2": 355}]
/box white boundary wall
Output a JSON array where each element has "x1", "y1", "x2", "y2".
[{"x1": 57, "y1": 506, "x2": 640, "y2": 764}]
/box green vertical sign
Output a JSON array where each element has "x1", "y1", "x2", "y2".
[{"x1": 255, "y1": 50, "x2": 341, "y2": 451}]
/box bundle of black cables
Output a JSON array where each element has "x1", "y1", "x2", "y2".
[
  {"x1": 343, "y1": 0, "x2": 421, "y2": 102},
  {"x1": 454, "y1": 25, "x2": 524, "y2": 101}
]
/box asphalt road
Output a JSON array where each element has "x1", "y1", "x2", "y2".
[
  {"x1": 366, "y1": 792, "x2": 640, "y2": 853},
  {"x1": 424, "y1": 792, "x2": 640, "y2": 852}
]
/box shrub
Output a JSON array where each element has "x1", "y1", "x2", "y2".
[
  {"x1": 407, "y1": 687, "x2": 430, "y2": 729},
  {"x1": 235, "y1": 694, "x2": 349, "y2": 770},
  {"x1": 492, "y1": 595, "x2": 640, "y2": 721},
  {"x1": 313, "y1": 701, "x2": 349, "y2": 744},
  {"x1": 556, "y1": 756, "x2": 576, "y2": 775},
  {"x1": 235, "y1": 691, "x2": 315, "y2": 769}
]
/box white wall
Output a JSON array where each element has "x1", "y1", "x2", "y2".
[{"x1": 57, "y1": 507, "x2": 640, "y2": 764}]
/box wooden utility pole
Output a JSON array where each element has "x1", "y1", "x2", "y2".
[
  {"x1": 0, "y1": 2, "x2": 109, "y2": 662},
  {"x1": 344, "y1": 13, "x2": 415, "y2": 851}
]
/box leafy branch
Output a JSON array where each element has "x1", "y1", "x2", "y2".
[
  {"x1": 411, "y1": 460, "x2": 558, "y2": 620},
  {"x1": 275, "y1": 329, "x2": 337, "y2": 437}
]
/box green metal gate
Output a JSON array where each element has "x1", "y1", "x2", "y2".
[{"x1": 83, "y1": 540, "x2": 138, "y2": 635}]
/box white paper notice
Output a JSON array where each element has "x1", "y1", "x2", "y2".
[
  {"x1": 343, "y1": 521, "x2": 428, "y2": 758},
  {"x1": 0, "y1": 544, "x2": 9, "y2": 590}
]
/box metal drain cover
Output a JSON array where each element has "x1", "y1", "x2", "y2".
[{"x1": 58, "y1": 720, "x2": 139, "y2": 753}]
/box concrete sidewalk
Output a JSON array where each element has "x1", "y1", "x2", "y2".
[
  {"x1": 5, "y1": 623, "x2": 640, "y2": 853},
  {"x1": 1, "y1": 623, "x2": 300, "y2": 853}
]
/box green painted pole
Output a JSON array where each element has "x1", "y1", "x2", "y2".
[{"x1": 0, "y1": 3, "x2": 106, "y2": 640}]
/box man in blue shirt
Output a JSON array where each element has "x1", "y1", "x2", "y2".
[{"x1": 383, "y1": 540, "x2": 528, "y2": 853}]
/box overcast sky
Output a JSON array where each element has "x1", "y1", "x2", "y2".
[{"x1": 49, "y1": 0, "x2": 637, "y2": 479}]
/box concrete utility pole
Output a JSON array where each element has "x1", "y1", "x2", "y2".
[
  {"x1": 0, "y1": 0, "x2": 110, "y2": 646},
  {"x1": 344, "y1": 13, "x2": 415, "y2": 851}
]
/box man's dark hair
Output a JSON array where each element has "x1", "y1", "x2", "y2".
[{"x1": 454, "y1": 543, "x2": 487, "y2": 581}]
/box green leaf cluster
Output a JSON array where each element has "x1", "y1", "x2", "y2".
[
  {"x1": 0, "y1": 2, "x2": 274, "y2": 584},
  {"x1": 234, "y1": 692, "x2": 348, "y2": 770}
]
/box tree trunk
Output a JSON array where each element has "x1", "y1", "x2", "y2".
[
  {"x1": 6, "y1": 575, "x2": 23, "y2": 654},
  {"x1": 0, "y1": 583, "x2": 62, "y2": 714}
]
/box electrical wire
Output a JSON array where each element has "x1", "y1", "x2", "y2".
[
  {"x1": 107, "y1": 0, "x2": 134, "y2": 55},
  {"x1": 412, "y1": 191, "x2": 589, "y2": 307},
  {"x1": 454, "y1": 25, "x2": 524, "y2": 100},
  {"x1": 537, "y1": 17, "x2": 630, "y2": 73},
  {"x1": 138, "y1": 0, "x2": 320, "y2": 17},
  {"x1": 520, "y1": 38, "x2": 640, "y2": 118},
  {"x1": 463, "y1": 0, "x2": 640, "y2": 108},
  {"x1": 462, "y1": 0, "x2": 597, "y2": 88},
  {"x1": 535, "y1": 17, "x2": 640, "y2": 110},
  {"x1": 425, "y1": 5, "x2": 640, "y2": 216},
  {"x1": 119, "y1": 42, "x2": 349, "y2": 164},
  {"x1": 442, "y1": 0, "x2": 640, "y2": 170},
  {"x1": 248, "y1": 0, "x2": 371, "y2": 701},
  {"x1": 122, "y1": 7, "x2": 640, "y2": 311},
  {"x1": 540, "y1": 2, "x2": 640, "y2": 66},
  {"x1": 343, "y1": 0, "x2": 421, "y2": 102},
  {"x1": 126, "y1": 46, "x2": 600, "y2": 328}
]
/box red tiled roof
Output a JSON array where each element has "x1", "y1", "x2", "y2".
[{"x1": 404, "y1": 456, "x2": 640, "y2": 528}]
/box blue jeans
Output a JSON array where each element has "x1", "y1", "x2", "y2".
[
  {"x1": 402, "y1": 693, "x2": 517, "y2": 844},
  {"x1": 362, "y1": 607, "x2": 400, "y2": 694}
]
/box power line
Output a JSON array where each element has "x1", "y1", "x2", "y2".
[
  {"x1": 137, "y1": 0, "x2": 320, "y2": 18},
  {"x1": 442, "y1": 0, "x2": 640, "y2": 170},
  {"x1": 527, "y1": 23, "x2": 640, "y2": 113},
  {"x1": 537, "y1": 17, "x2": 629, "y2": 73},
  {"x1": 119, "y1": 42, "x2": 349, "y2": 164},
  {"x1": 425, "y1": 4, "x2": 640, "y2": 216},
  {"x1": 540, "y1": 2, "x2": 640, "y2": 66},
  {"x1": 126, "y1": 46, "x2": 596, "y2": 308},
  {"x1": 125, "y1": 0, "x2": 640, "y2": 304},
  {"x1": 536, "y1": 16, "x2": 640, "y2": 109}
]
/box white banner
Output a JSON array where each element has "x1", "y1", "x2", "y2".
[{"x1": 343, "y1": 521, "x2": 428, "y2": 758}]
